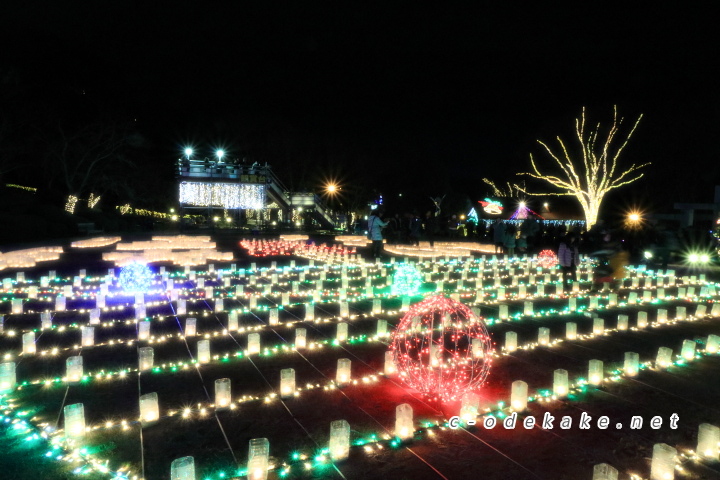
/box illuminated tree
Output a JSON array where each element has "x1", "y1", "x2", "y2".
[
  {"x1": 481, "y1": 178, "x2": 523, "y2": 198},
  {"x1": 517, "y1": 106, "x2": 647, "y2": 228}
]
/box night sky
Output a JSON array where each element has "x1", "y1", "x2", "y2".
[{"x1": 2, "y1": 2, "x2": 718, "y2": 215}]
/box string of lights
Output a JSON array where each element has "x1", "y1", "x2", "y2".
[
  {"x1": 1, "y1": 250, "x2": 719, "y2": 480},
  {"x1": 179, "y1": 181, "x2": 265, "y2": 209}
]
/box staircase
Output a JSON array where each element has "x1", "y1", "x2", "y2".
[
  {"x1": 177, "y1": 158, "x2": 336, "y2": 229},
  {"x1": 289, "y1": 193, "x2": 336, "y2": 229}
]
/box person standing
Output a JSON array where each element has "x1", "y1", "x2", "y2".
[
  {"x1": 609, "y1": 242, "x2": 629, "y2": 290},
  {"x1": 520, "y1": 217, "x2": 540, "y2": 253},
  {"x1": 504, "y1": 225, "x2": 517, "y2": 256},
  {"x1": 558, "y1": 233, "x2": 580, "y2": 285},
  {"x1": 368, "y1": 210, "x2": 388, "y2": 258},
  {"x1": 424, "y1": 211, "x2": 438, "y2": 248},
  {"x1": 493, "y1": 220, "x2": 506, "y2": 254},
  {"x1": 517, "y1": 234, "x2": 528, "y2": 254},
  {"x1": 448, "y1": 215, "x2": 459, "y2": 238},
  {"x1": 408, "y1": 212, "x2": 422, "y2": 246}
]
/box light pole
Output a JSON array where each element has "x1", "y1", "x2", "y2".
[{"x1": 325, "y1": 183, "x2": 344, "y2": 230}]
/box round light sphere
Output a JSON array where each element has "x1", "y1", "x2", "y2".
[
  {"x1": 391, "y1": 263, "x2": 423, "y2": 297},
  {"x1": 389, "y1": 295, "x2": 493, "y2": 402},
  {"x1": 537, "y1": 249, "x2": 558, "y2": 269},
  {"x1": 118, "y1": 262, "x2": 154, "y2": 293}
]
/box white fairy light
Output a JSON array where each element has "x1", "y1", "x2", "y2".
[
  {"x1": 65, "y1": 195, "x2": 79, "y2": 214},
  {"x1": 179, "y1": 182, "x2": 265, "y2": 209}
]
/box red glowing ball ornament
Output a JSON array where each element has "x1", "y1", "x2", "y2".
[
  {"x1": 389, "y1": 295, "x2": 494, "y2": 402},
  {"x1": 537, "y1": 249, "x2": 559, "y2": 268}
]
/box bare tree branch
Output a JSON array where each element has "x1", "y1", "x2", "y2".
[{"x1": 44, "y1": 120, "x2": 131, "y2": 197}]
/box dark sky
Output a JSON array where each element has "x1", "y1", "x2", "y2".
[{"x1": 2, "y1": 2, "x2": 719, "y2": 213}]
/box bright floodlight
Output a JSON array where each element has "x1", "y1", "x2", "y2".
[
  {"x1": 519, "y1": 201, "x2": 526, "y2": 208},
  {"x1": 216, "y1": 150, "x2": 224, "y2": 159},
  {"x1": 327, "y1": 184, "x2": 337, "y2": 193},
  {"x1": 184, "y1": 148, "x2": 193, "y2": 157}
]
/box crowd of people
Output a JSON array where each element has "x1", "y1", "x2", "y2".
[
  {"x1": 364, "y1": 211, "x2": 604, "y2": 255},
  {"x1": 362, "y1": 210, "x2": 661, "y2": 289}
]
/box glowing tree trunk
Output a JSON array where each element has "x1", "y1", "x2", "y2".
[{"x1": 517, "y1": 106, "x2": 647, "y2": 228}]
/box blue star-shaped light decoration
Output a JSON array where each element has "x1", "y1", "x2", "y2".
[
  {"x1": 118, "y1": 262, "x2": 154, "y2": 293},
  {"x1": 392, "y1": 263, "x2": 423, "y2": 297}
]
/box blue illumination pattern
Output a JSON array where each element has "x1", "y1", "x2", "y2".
[
  {"x1": 467, "y1": 207, "x2": 478, "y2": 224},
  {"x1": 118, "y1": 262, "x2": 154, "y2": 293},
  {"x1": 392, "y1": 264, "x2": 423, "y2": 296}
]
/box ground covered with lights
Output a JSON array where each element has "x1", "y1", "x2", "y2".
[{"x1": 2, "y1": 235, "x2": 720, "y2": 480}]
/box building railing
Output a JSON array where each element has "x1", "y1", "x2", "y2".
[{"x1": 176, "y1": 158, "x2": 335, "y2": 227}]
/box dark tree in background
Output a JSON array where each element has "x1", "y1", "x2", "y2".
[
  {"x1": 40, "y1": 119, "x2": 134, "y2": 198},
  {"x1": 0, "y1": 60, "x2": 173, "y2": 213}
]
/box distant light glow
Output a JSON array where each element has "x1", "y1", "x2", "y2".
[
  {"x1": 625, "y1": 210, "x2": 645, "y2": 229},
  {"x1": 510, "y1": 202, "x2": 544, "y2": 220},
  {"x1": 65, "y1": 195, "x2": 78, "y2": 214},
  {"x1": 216, "y1": 149, "x2": 224, "y2": 159},
  {"x1": 184, "y1": 148, "x2": 193, "y2": 157},
  {"x1": 686, "y1": 250, "x2": 712, "y2": 265},
  {"x1": 479, "y1": 199, "x2": 503, "y2": 215},
  {"x1": 537, "y1": 249, "x2": 558, "y2": 268},
  {"x1": 88, "y1": 193, "x2": 101, "y2": 208}
]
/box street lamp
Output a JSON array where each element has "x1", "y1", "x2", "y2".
[
  {"x1": 216, "y1": 150, "x2": 224, "y2": 162},
  {"x1": 184, "y1": 148, "x2": 193, "y2": 159},
  {"x1": 624, "y1": 210, "x2": 645, "y2": 230}
]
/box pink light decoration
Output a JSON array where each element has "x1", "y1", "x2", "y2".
[
  {"x1": 537, "y1": 249, "x2": 558, "y2": 268},
  {"x1": 389, "y1": 295, "x2": 494, "y2": 402}
]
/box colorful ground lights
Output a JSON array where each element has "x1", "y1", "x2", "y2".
[{"x1": 1, "y1": 237, "x2": 720, "y2": 479}]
